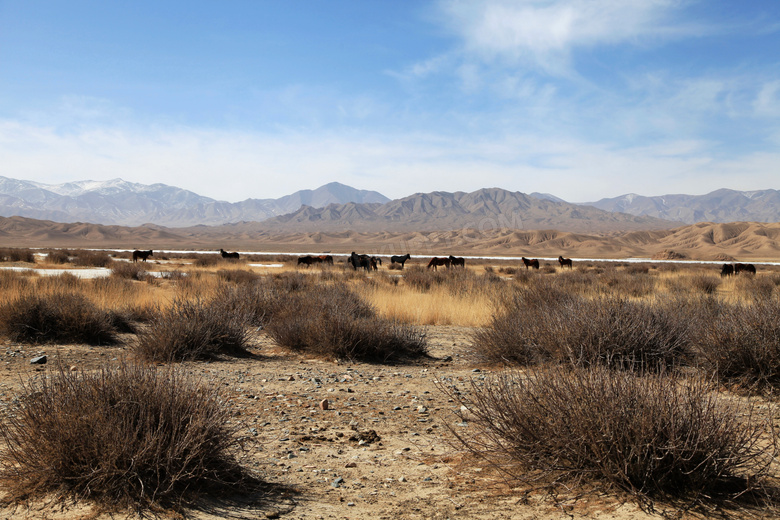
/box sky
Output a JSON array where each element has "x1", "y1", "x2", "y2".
[{"x1": 1, "y1": 0, "x2": 779, "y2": 203}]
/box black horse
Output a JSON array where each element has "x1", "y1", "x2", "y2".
[
  {"x1": 734, "y1": 263, "x2": 756, "y2": 275},
  {"x1": 448, "y1": 255, "x2": 465, "y2": 267},
  {"x1": 721, "y1": 263, "x2": 734, "y2": 277},
  {"x1": 348, "y1": 252, "x2": 372, "y2": 271},
  {"x1": 132, "y1": 250, "x2": 153, "y2": 263},
  {"x1": 390, "y1": 254, "x2": 411, "y2": 268},
  {"x1": 220, "y1": 249, "x2": 240, "y2": 260}
]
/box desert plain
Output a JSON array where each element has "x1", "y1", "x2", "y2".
[{"x1": 0, "y1": 225, "x2": 779, "y2": 520}]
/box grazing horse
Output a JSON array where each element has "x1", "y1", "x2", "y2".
[
  {"x1": 390, "y1": 254, "x2": 411, "y2": 268},
  {"x1": 521, "y1": 257, "x2": 540, "y2": 270},
  {"x1": 371, "y1": 256, "x2": 382, "y2": 270},
  {"x1": 558, "y1": 256, "x2": 573, "y2": 270},
  {"x1": 220, "y1": 249, "x2": 240, "y2": 260},
  {"x1": 734, "y1": 263, "x2": 757, "y2": 275},
  {"x1": 448, "y1": 255, "x2": 465, "y2": 267},
  {"x1": 132, "y1": 250, "x2": 153, "y2": 263},
  {"x1": 317, "y1": 255, "x2": 334, "y2": 265},
  {"x1": 720, "y1": 264, "x2": 734, "y2": 278},
  {"x1": 297, "y1": 255, "x2": 322, "y2": 267},
  {"x1": 349, "y1": 252, "x2": 372, "y2": 271},
  {"x1": 427, "y1": 257, "x2": 450, "y2": 271}
]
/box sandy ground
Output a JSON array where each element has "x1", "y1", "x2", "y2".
[{"x1": 0, "y1": 325, "x2": 726, "y2": 520}]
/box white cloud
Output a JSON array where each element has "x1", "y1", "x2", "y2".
[
  {"x1": 436, "y1": 0, "x2": 690, "y2": 73},
  {"x1": 3, "y1": 117, "x2": 779, "y2": 204}
]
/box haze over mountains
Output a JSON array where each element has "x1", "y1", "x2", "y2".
[{"x1": 0, "y1": 176, "x2": 778, "y2": 234}]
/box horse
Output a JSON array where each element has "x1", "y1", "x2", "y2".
[
  {"x1": 220, "y1": 249, "x2": 240, "y2": 260},
  {"x1": 448, "y1": 255, "x2": 465, "y2": 267},
  {"x1": 734, "y1": 263, "x2": 756, "y2": 275},
  {"x1": 720, "y1": 264, "x2": 734, "y2": 277},
  {"x1": 132, "y1": 250, "x2": 153, "y2": 263},
  {"x1": 427, "y1": 257, "x2": 450, "y2": 271},
  {"x1": 558, "y1": 256, "x2": 573, "y2": 270},
  {"x1": 349, "y1": 252, "x2": 372, "y2": 271},
  {"x1": 521, "y1": 257, "x2": 540, "y2": 270},
  {"x1": 390, "y1": 254, "x2": 411, "y2": 268},
  {"x1": 371, "y1": 256, "x2": 382, "y2": 270},
  {"x1": 317, "y1": 255, "x2": 334, "y2": 265},
  {"x1": 297, "y1": 255, "x2": 322, "y2": 267}
]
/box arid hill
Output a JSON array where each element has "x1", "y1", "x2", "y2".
[
  {"x1": 259, "y1": 188, "x2": 678, "y2": 233},
  {"x1": 2, "y1": 216, "x2": 780, "y2": 261}
]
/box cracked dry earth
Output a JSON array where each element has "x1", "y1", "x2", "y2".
[{"x1": 0, "y1": 327, "x2": 663, "y2": 520}]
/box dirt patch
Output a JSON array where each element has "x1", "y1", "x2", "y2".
[{"x1": 0, "y1": 328, "x2": 708, "y2": 519}]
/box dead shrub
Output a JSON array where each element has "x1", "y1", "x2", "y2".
[
  {"x1": 44, "y1": 249, "x2": 70, "y2": 264},
  {"x1": 445, "y1": 367, "x2": 778, "y2": 507},
  {"x1": 734, "y1": 275, "x2": 775, "y2": 302},
  {"x1": 216, "y1": 269, "x2": 259, "y2": 284},
  {"x1": 0, "y1": 362, "x2": 258, "y2": 511},
  {"x1": 265, "y1": 285, "x2": 427, "y2": 363},
  {"x1": 697, "y1": 299, "x2": 780, "y2": 393},
  {"x1": 36, "y1": 272, "x2": 80, "y2": 291},
  {"x1": 73, "y1": 250, "x2": 113, "y2": 267},
  {"x1": 473, "y1": 281, "x2": 692, "y2": 370},
  {"x1": 193, "y1": 254, "x2": 220, "y2": 267},
  {"x1": 0, "y1": 292, "x2": 118, "y2": 345},
  {"x1": 134, "y1": 297, "x2": 251, "y2": 362},
  {"x1": 110, "y1": 261, "x2": 148, "y2": 280},
  {"x1": 0, "y1": 248, "x2": 35, "y2": 263}
]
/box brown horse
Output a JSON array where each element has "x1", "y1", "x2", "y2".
[
  {"x1": 427, "y1": 257, "x2": 450, "y2": 271},
  {"x1": 521, "y1": 257, "x2": 540, "y2": 270},
  {"x1": 317, "y1": 255, "x2": 334, "y2": 265},
  {"x1": 448, "y1": 255, "x2": 465, "y2": 267},
  {"x1": 558, "y1": 256, "x2": 573, "y2": 270},
  {"x1": 220, "y1": 249, "x2": 239, "y2": 260},
  {"x1": 132, "y1": 250, "x2": 153, "y2": 263}
]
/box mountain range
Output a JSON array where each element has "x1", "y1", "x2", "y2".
[
  {"x1": 0, "y1": 177, "x2": 389, "y2": 227},
  {"x1": 0, "y1": 176, "x2": 778, "y2": 233}
]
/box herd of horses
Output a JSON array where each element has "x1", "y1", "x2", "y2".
[
  {"x1": 721, "y1": 262, "x2": 757, "y2": 277},
  {"x1": 130, "y1": 249, "x2": 760, "y2": 278}
]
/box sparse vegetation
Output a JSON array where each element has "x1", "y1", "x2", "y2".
[
  {"x1": 266, "y1": 285, "x2": 428, "y2": 362},
  {"x1": 0, "y1": 362, "x2": 258, "y2": 511},
  {"x1": 446, "y1": 367, "x2": 778, "y2": 506},
  {"x1": 0, "y1": 291, "x2": 118, "y2": 345},
  {"x1": 134, "y1": 297, "x2": 252, "y2": 362}
]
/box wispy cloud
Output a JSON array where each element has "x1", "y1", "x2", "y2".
[{"x1": 435, "y1": 0, "x2": 695, "y2": 74}]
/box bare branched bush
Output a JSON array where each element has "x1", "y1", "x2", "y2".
[
  {"x1": 216, "y1": 268, "x2": 259, "y2": 284},
  {"x1": 44, "y1": 249, "x2": 70, "y2": 264},
  {"x1": 473, "y1": 280, "x2": 692, "y2": 370},
  {"x1": 0, "y1": 248, "x2": 35, "y2": 263},
  {"x1": 734, "y1": 275, "x2": 775, "y2": 302},
  {"x1": 110, "y1": 261, "x2": 148, "y2": 280},
  {"x1": 193, "y1": 254, "x2": 220, "y2": 267},
  {"x1": 445, "y1": 367, "x2": 778, "y2": 507},
  {"x1": 697, "y1": 299, "x2": 780, "y2": 393},
  {"x1": 0, "y1": 363, "x2": 258, "y2": 511},
  {"x1": 0, "y1": 291, "x2": 118, "y2": 345},
  {"x1": 73, "y1": 250, "x2": 113, "y2": 267},
  {"x1": 134, "y1": 297, "x2": 251, "y2": 362},
  {"x1": 36, "y1": 272, "x2": 80, "y2": 291},
  {"x1": 265, "y1": 285, "x2": 427, "y2": 363}
]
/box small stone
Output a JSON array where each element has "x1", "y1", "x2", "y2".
[
  {"x1": 30, "y1": 355, "x2": 47, "y2": 365},
  {"x1": 69, "y1": 365, "x2": 78, "y2": 372},
  {"x1": 288, "y1": 375, "x2": 295, "y2": 381},
  {"x1": 399, "y1": 476, "x2": 407, "y2": 482},
  {"x1": 331, "y1": 477, "x2": 344, "y2": 488},
  {"x1": 319, "y1": 399, "x2": 329, "y2": 410},
  {"x1": 345, "y1": 462, "x2": 357, "y2": 468}
]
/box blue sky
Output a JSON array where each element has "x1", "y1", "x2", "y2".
[{"x1": 1, "y1": 0, "x2": 779, "y2": 203}]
